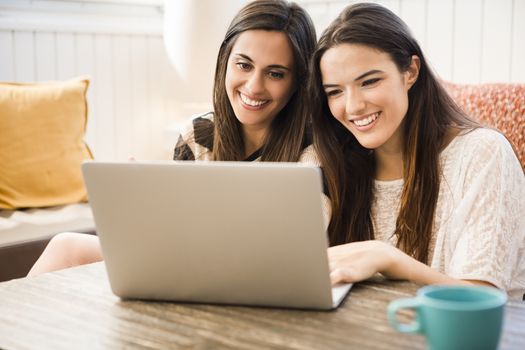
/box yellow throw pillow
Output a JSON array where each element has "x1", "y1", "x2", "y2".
[{"x1": 0, "y1": 77, "x2": 93, "y2": 209}]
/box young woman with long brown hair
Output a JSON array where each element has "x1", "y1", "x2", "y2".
[
  {"x1": 28, "y1": 0, "x2": 318, "y2": 276},
  {"x1": 174, "y1": 0, "x2": 315, "y2": 163},
  {"x1": 308, "y1": 3, "x2": 524, "y2": 299}
]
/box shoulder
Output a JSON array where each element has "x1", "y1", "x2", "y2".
[
  {"x1": 457, "y1": 127, "x2": 508, "y2": 146},
  {"x1": 298, "y1": 144, "x2": 321, "y2": 166},
  {"x1": 454, "y1": 127, "x2": 510, "y2": 151},
  {"x1": 179, "y1": 112, "x2": 214, "y2": 144},
  {"x1": 445, "y1": 127, "x2": 519, "y2": 169},
  {"x1": 441, "y1": 127, "x2": 523, "y2": 194},
  {"x1": 173, "y1": 112, "x2": 215, "y2": 160}
]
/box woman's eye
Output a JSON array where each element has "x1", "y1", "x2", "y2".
[
  {"x1": 325, "y1": 89, "x2": 341, "y2": 97},
  {"x1": 237, "y1": 62, "x2": 251, "y2": 71},
  {"x1": 362, "y1": 78, "x2": 380, "y2": 87},
  {"x1": 268, "y1": 71, "x2": 284, "y2": 79}
]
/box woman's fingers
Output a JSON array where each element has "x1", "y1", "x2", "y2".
[
  {"x1": 328, "y1": 241, "x2": 391, "y2": 285},
  {"x1": 330, "y1": 268, "x2": 355, "y2": 285}
]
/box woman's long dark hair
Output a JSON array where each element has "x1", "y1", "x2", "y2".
[
  {"x1": 210, "y1": 0, "x2": 316, "y2": 161},
  {"x1": 309, "y1": 3, "x2": 478, "y2": 263}
]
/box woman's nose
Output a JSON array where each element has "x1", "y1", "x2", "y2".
[
  {"x1": 244, "y1": 72, "x2": 265, "y2": 95},
  {"x1": 345, "y1": 90, "x2": 366, "y2": 116}
]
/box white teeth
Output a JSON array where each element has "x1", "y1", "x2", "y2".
[
  {"x1": 352, "y1": 112, "x2": 379, "y2": 127},
  {"x1": 240, "y1": 93, "x2": 268, "y2": 107}
]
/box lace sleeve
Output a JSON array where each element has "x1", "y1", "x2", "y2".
[{"x1": 446, "y1": 130, "x2": 525, "y2": 294}]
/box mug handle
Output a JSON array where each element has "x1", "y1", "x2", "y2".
[{"x1": 387, "y1": 298, "x2": 422, "y2": 334}]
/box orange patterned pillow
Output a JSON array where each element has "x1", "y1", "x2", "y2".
[{"x1": 443, "y1": 82, "x2": 525, "y2": 169}]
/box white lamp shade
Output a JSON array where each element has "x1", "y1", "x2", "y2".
[{"x1": 163, "y1": 0, "x2": 246, "y2": 105}]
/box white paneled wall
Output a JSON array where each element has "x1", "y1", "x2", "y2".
[
  {"x1": 0, "y1": 31, "x2": 179, "y2": 161},
  {"x1": 298, "y1": 0, "x2": 525, "y2": 83},
  {"x1": 0, "y1": 0, "x2": 524, "y2": 161},
  {"x1": 0, "y1": 0, "x2": 180, "y2": 161}
]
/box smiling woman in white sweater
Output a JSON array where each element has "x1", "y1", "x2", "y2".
[{"x1": 308, "y1": 3, "x2": 524, "y2": 299}]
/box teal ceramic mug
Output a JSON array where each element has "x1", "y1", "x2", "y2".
[{"x1": 387, "y1": 285, "x2": 507, "y2": 350}]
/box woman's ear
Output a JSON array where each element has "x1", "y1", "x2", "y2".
[{"x1": 406, "y1": 55, "x2": 420, "y2": 88}]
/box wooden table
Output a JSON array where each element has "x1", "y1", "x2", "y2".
[{"x1": 0, "y1": 262, "x2": 523, "y2": 349}]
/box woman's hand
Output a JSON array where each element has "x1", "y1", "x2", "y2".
[{"x1": 328, "y1": 240, "x2": 398, "y2": 285}]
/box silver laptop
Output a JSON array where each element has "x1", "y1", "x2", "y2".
[{"x1": 82, "y1": 161, "x2": 352, "y2": 310}]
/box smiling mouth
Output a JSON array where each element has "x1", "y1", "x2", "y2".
[
  {"x1": 350, "y1": 112, "x2": 380, "y2": 127},
  {"x1": 239, "y1": 92, "x2": 269, "y2": 107}
]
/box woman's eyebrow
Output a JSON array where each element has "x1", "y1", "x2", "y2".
[
  {"x1": 233, "y1": 53, "x2": 254, "y2": 62},
  {"x1": 354, "y1": 69, "x2": 383, "y2": 81},
  {"x1": 323, "y1": 69, "x2": 384, "y2": 88},
  {"x1": 267, "y1": 64, "x2": 291, "y2": 71},
  {"x1": 234, "y1": 53, "x2": 290, "y2": 71}
]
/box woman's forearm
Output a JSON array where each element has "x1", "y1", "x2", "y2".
[{"x1": 389, "y1": 249, "x2": 496, "y2": 287}]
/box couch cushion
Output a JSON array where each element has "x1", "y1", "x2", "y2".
[
  {"x1": 0, "y1": 77, "x2": 93, "y2": 209},
  {"x1": 443, "y1": 82, "x2": 525, "y2": 168},
  {"x1": 0, "y1": 203, "x2": 95, "y2": 248},
  {"x1": 0, "y1": 203, "x2": 96, "y2": 281}
]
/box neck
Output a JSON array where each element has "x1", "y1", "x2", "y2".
[
  {"x1": 375, "y1": 129, "x2": 404, "y2": 181},
  {"x1": 242, "y1": 125, "x2": 267, "y2": 158},
  {"x1": 375, "y1": 149, "x2": 404, "y2": 180}
]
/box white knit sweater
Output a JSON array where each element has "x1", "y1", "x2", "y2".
[{"x1": 371, "y1": 128, "x2": 524, "y2": 299}]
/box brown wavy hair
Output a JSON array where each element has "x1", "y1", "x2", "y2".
[
  {"x1": 308, "y1": 3, "x2": 478, "y2": 263},
  {"x1": 211, "y1": 0, "x2": 316, "y2": 161}
]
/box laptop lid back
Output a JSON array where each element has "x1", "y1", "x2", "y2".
[{"x1": 82, "y1": 161, "x2": 335, "y2": 309}]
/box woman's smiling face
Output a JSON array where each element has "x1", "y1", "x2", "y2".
[
  {"x1": 320, "y1": 43, "x2": 418, "y2": 153},
  {"x1": 225, "y1": 29, "x2": 295, "y2": 134}
]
